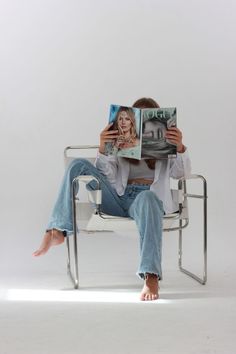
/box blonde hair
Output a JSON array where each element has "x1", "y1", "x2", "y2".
[{"x1": 113, "y1": 107, "x2": 137, "y2": 142}]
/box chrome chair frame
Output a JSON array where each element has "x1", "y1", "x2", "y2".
[{"x1": 64, "y1": 145, "x2": 208, "y2": 289}]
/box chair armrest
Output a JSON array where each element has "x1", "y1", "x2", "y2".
[
  {"x1": 72, "y1": 175, "x2": 102, "y2": 205},
  {"x1": 176, "y1": 174, "x2": 207, "y2": 228},
  {"x1": 64, "y1": 146, "x2": 102, "y2": 207},
  {"x1": 179, "y1": 174, "x2": 207, "y2": 183},
  {"x1": 64, "y1": 145, "x2": 99, "y2": 159},
  {"x1": 178, "y1": 174, "x2": 207, "y2": 200}
]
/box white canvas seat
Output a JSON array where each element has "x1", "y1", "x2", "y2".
[{"x1": 64, "y1": 145, "x2": 207, "y2": 289}]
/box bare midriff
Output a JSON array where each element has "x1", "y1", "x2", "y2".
[{"x1": 127, "y1": 178, "x2": 154, "y2": 185}]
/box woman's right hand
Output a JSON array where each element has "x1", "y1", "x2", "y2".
[{"x1": 99, "y1": 123, "x2": 119, "y2": 154}]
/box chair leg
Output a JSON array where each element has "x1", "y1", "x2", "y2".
[
  {"x1": 66, "y1": 179, "x2": 79, "y2": 289},
  {"x1": 178, "y1": 187, "x2": 207, "y2": 285},
  {"x1": 72, "y1": 228, "x2": 79, "y2": 289},
  {"x1": 66, "y1": 236, "x2": 73, "y2": 285},
  {"x1": 66, "y1": 233, "x2": 79, "y2": 289}
]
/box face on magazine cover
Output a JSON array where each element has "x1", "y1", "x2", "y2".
[
  {"x1": 141, "y1": 119, "x2": 177, "y2": 158},
  {"x1": 118, "y1": 111, "x2": 132, "y2": 133},
  {"x1": 113, "y1": 108, "x2": 139, "y2": 149},
  {"x1": 143, "y1": 120, "x2": 166, "y2": 140}
]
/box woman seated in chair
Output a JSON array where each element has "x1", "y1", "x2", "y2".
[{"x1": 33, "y1": 97, "x2": 191, "y2": 301}]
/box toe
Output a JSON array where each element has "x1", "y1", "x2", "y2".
[
  {"x1": 32, "y1": 249, "x2": 45, "y2": 257},
  {"x1": 140, "y1": 293, "x2": 145, "y2": 301},
  {"x1": 32, "y1": 250, "x2": 41, "y2": 257}
]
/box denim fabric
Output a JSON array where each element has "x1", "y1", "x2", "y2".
[
  {"x1": 128, "y1": 189, "x2": 164, "y2": 280},
  {"x1": 47, "y1": 158, "x2": 164, "y2": 280}
]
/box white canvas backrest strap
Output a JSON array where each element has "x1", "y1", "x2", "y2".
[
  {"x1": 77, "y1": 175, "x2": 102, "y2": 205},
  {"x1": 87, "y1": 190, "x2": 102, "y2": 205},
  {"x1": 171, "y1": 189, "x2": 184, "y2": 204},
  {"x1": 78, "y1": 175, "x2": 97, "y2": 183}
]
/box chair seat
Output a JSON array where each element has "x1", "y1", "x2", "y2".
[{"x1": 76, "y1": 202, "x2": 180, "y2": 232}]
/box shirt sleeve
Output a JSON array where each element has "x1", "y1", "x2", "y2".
[
  {"x1": 169, "y1": 148, "x2": 192, "y2": 179},
  {"x1": 95, "y1": 151, "x2": 119, "y2": 187}
]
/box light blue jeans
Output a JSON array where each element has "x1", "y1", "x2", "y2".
[{"x1": 47, "y1": 159, "x2": 164, "y2": 280}]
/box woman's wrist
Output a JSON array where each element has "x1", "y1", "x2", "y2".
[
  {"x1": 99, "y1": 141, "x2": 105, "y2": 154},
  {"x1": 177, "y1": 144, "x2": 186, "y2": 153}
]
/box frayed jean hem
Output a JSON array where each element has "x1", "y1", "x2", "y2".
[
  {"x1": 137, "y1": 270, "x2": 162, "y2": 281},
  {"x1": 46, "y1": 226, "x2": 74, "y2": 237}
]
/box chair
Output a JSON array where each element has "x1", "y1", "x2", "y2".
[{"x1": 64, "y1": 145, "x2": 207, "y2": 289}]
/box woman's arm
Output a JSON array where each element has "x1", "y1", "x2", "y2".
[
  {"x1": 95, "y1": 123, "x2": 119, "y2": 187},
  {"x1": 99, "y1": 123, "x2": 118, "y2": 154},
  {"x1": 165, "y1": 127, "x2": 185, "y2": 153},
  {"x1": 169, "y1": 149, "x2": 192, "y2": 179},
  {"x1": 166, "y1": 127, "x2": 191, "y2": 178}
]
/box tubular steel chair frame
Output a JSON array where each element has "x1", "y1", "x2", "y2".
[{"x1": 64, "y1": 145, "x2": 208, "y2": 289}]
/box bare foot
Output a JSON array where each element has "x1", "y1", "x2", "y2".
[
  {"x1": 140, "y1": 273, "x2": 159, "y2": 301},
  {"x1": 32, "y1": 229, "x2": 65, "y2": 257}
]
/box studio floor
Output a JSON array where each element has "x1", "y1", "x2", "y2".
[{"x1": 0, "y1": 227, "x2": 235, "y2": 354}]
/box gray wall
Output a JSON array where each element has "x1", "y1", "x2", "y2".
[{"x1": 0, "y1": 0, "x2": 235, "y2": 260}]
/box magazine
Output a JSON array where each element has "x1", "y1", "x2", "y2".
[{"x1": 105, "y1": 104, "x2": 177, "y2": 160}]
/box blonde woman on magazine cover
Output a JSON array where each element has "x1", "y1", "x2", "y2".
[{"x1": 112, "y1": 106, "x2": 140, "y2": 150}]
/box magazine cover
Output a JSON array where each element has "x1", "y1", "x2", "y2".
[
  {"x1": 141, "y1": 107, "x2": 177, "y2": 159},
  {"x1": 105, "y1": 104, "x2": 142, "y2": 159}
]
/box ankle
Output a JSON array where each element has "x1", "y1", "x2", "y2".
[
  {"x1": 145, "y1": 273, "x2": 158, "y2": 280},
  {"x1": 46, "y1": 229, "x2": 65, "y2": 236}
]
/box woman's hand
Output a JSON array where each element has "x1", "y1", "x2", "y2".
[
  {"x1": 99, "y1": 123, "x2": 119, "y2": 154},
  {"x1": 165, "y1": 127, "x2": 185, "y2": 153}
]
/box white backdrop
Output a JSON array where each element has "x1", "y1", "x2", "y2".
[{"x1": 0, "y1": 0, "x2": 235, "y2": 268}]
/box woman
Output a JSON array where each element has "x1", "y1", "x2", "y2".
[{"x1": 33, "y1": 97, "x2": 191, "y2": 301}]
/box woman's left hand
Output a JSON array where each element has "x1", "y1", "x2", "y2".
[{"x1": 165, "y1": 127, "x2": 185, "y2": 153}]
